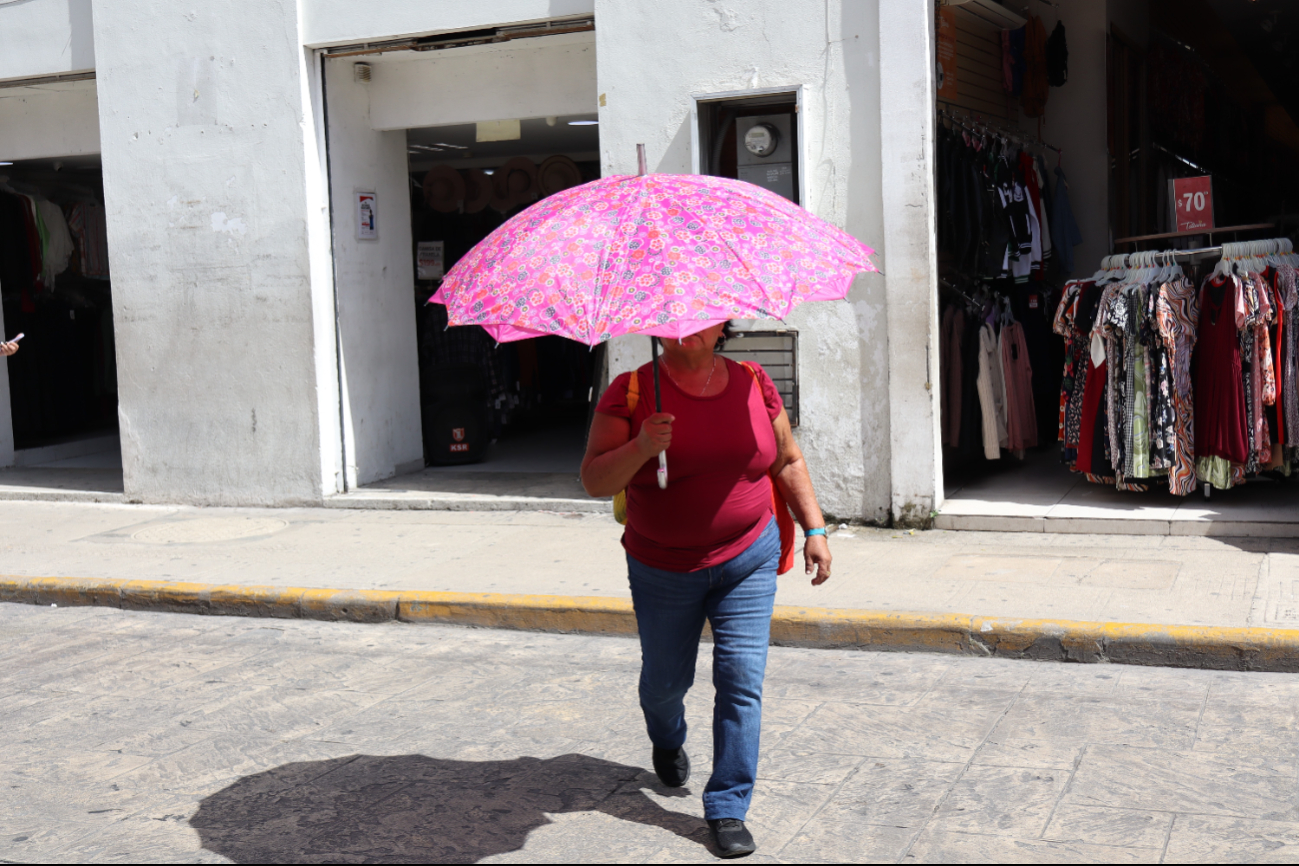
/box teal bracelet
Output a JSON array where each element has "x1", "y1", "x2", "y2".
[{"x1": 804, "y1": 527, "x2": 827, "y2": 538}]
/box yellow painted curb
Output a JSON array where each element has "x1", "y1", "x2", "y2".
[{"x1": 4, "y1": 575, "x2": 1299, "y2": 671}]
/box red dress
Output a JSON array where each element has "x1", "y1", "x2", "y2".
[{"x1": 1193, "y1": 277, "x2": 1248, "y2": 464}]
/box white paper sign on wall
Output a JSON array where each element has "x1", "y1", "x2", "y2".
[
  {"x1": 356, "y1": 191, "x2": 377, "y2": 240},
  {"x1": 417, "y1": 241, "x2": 445, "y2": 280}
]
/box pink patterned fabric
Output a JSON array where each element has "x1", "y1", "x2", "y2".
[{"x1": 431, "y1": 173, "x2": 877, "y2": 345}]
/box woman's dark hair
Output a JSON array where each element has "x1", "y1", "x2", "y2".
[{"x1": 716, "y1": 321, "x2": 736, "y2": 351}]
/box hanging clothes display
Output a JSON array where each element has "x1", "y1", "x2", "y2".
[
  {"x1": 936, "y1": 110, "x2": 1063, "y2": 465},
  {"x1": 1053, "y1": 240, "x2": 1299, "y2": 495},
  {"x1": 0, "y1": 175, "x2": 118, "y2": 447},
  {"x1": 939, "y1": 280, "x2": 1041, "y2": 463}
]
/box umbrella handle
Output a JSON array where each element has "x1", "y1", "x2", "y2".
[{"x1": 657, "y1": 452, "x2": 668, "y2": 489}]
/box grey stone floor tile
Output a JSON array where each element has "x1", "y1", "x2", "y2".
[
  {"x1": 1163, "y1": 813, "x2": 1299, "y2": 863},
  {"x1": 781, "y1": 692, "x2": 1015, "y2": 761},
  {"x1": 934, "y1": 657, "x2": 1036, "y2": 692},
  {"x1": 180, "y1": 685, "x2": 384, "y2": 739},
  {"x1": 902, "y1": 827, "x2": 1162, "y2": 863},
  {"x1": 1043, "y1": 804, "x2": 1174, "y2": 849},
  {"x1": 971, "y1": 737, "x2": 1082, "y2": 770},
  {"x1": 740, "y1": 779, "x2": 838, "y2": 851},
  {"x1": 779, "y1": 825, "x2": 914, "y2": 862},
  {"x1": 1192, "y1": 724, "x2": 1299, "y2": 758},
  {"x1": 756, "y1": 749, "x2": 863, "y2": 785},
  {"x1": 814, "y1": 758, "x2": 966, "y2": 827},
  {"x1": 763, "y1": 655, "x2": 953, "y2": 707},
  {"x1": 1066, "y1": 745, "x2": 1299, "y2": 821},
  {"x1": 1114, "y1": 665, "x2": 1219, "y2": 700},
  {"x1": 932, "y1": 765, "x2": 1069, "y2": 837},
  {"x1": 1021, "y1": 664, "x2": 1123, "y2": 696},
  {"x1": 992, "y1": 693, "x2": 1202, "y2": 749},
  {"x1": 777, "y1": 819, "x2": 917, "y2": 863},
  {"x1": 0, "y1": 820, "x2": 106, "y2": 859},
  {"x1": 1200, "y1": 677, "x2": 1299, "y2": 728}
]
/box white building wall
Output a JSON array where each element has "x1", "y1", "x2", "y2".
[
  {"x1": 91, "y1": 0, "x2": 339, "y2": 505},
  {"x1": 597, "y1": 0, "x2": 916, "y2": 524},
  {"x1": 0, "y1": 0, "x2": 95, "y2": 82},
  {"x1": 322, "y1": 56, "x2": 423, "y2": 488}
]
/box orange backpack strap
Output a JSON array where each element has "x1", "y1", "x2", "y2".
[
  {"x1": 742, "y1": 362, "x2": 796, "y2": 576},
  {"x1": 613, "y1": 371, "x2": 641, "y2": 527},
  {"x1": 626, "y1": 368, "x2": 640, "y2": 412}
]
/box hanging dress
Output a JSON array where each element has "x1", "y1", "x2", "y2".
[
  {"x1": 1155, "y1": 277, "x2": 1199, "y2": 495},
  {"x1": 1193, "y1": 276, "x2": 1249, "y2": 476}
]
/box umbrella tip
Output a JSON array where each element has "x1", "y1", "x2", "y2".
[{"x1": 636, "y1": 144, "x2": 647, "y2": 177}]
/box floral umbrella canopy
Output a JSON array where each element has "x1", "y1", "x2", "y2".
[{"x1": 430, "y1": 172, "x2": 877, "y2": 344}]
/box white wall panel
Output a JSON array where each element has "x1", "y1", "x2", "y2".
[
  {"x1": 0, "y1": 0, "x2": 94, "y2": 82},
  {"x1": 0, "y1": 81, "x2": 99, "y2": 161},
  {"x1": 301, "y1": 0, "x2": 593, "y2": 47},
  {"x1": 366, "y1": 33, "x2": 597, "y2": 131}
]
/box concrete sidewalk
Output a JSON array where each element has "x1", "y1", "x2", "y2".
[{"x1": 1, "y1": 499, "x2": 1295, "y2": 632}]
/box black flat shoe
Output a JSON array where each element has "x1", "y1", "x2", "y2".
[
  {"x1": 708, "y1": 819, "x2": 757, "y2": 858},
  {"x1": 651, "y1": 746, "x2": 690, "y2": 787}
]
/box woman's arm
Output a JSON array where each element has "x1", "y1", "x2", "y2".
[
  {"x1": 770, "y1": 408, "x2": 831, "y2": 585},
  {"x1": 580, "y1": 411, "x2": 675, "y2": 498}
]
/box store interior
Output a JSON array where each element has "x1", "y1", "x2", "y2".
[
  {"x1": 408, "y1": 114, "x2": 601, "y2": 481},
  {"x1": 0, "y1": 154, "x2": 122, "y2": 485},
  {"x1": 935, "y1": 0, "x2": 1299, "y2": 528}
]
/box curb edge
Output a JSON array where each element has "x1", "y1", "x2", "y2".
[{"x1": 5, "y1": 575, "x2": 1299, "y2": 671}]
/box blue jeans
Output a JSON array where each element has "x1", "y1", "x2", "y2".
[{"x1": 626, "y1": 517, "x2": 779, "y2": 821}]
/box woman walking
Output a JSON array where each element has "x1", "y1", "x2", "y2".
[{"x1": 581, "y1": 322, "x2": 831, "y2": 859}]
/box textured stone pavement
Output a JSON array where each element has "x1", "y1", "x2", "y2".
[{"x1": 5, "y1": 603, "x2": 1299, "y2": 863}]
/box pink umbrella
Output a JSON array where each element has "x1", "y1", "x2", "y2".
[
  {"x1": 431, "y1": 163, "x2": 875, "y2": 344},
  {"x1": 430, "y1": 147, "x2": 877, "y2": 485}
]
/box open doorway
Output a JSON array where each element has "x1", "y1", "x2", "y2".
[
  {"x1": 408, "y1": 114, "x2": 600, "y2": 477},
  {"x1": 934, "y1": 0, "x2": 1299, "y2": 532},
  {"x1": 0, "y1": 154, "x2": 122, "y2": 494}
]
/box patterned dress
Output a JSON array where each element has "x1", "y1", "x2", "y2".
[{"x1": 1155, "y1": 278, "x2": 1199, "y2": 495}]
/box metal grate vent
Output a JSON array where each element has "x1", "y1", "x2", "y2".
[{"x1": 718, "y1": 329, "x2": 799, "y2": 426}]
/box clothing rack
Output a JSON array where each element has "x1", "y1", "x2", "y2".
[
  {"x1": 1064, "y1": 238, "x2": 1299, "y2": 499},
  {"x1": 938, "y1": 106, "x2": 1063, "y2": 157}
]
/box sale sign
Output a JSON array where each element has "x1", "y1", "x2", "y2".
[{"x1": 1170, "y1": 176, "x2": 1214, "y2": 233}]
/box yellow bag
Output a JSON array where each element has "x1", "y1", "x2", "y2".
[{"x1": 613, "y1": 370, "x2": 641, "y2": 525}]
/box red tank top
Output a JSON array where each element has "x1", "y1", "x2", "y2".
[{"x1": 596, "y1": 358, "x2": 783, "y2": 572}]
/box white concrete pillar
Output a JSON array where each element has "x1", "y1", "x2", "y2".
[
  {"x1": 91, "y1": 0, "x2": 341, "y2": 505},
  {"x1": 878, "y1": 0, "x2": 942, "y2": 525}
]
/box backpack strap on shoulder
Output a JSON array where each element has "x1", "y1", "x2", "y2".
[{"x1": 626, "y1": 369, "x2": 640, "y2": 412}]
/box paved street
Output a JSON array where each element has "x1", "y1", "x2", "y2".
[{"x1": 4, "y1": 603, "x2": 1299, "y2": 863}]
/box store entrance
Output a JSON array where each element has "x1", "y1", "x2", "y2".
[
  {"x1": 933, "y1": 0, "x2": 1299, "y2": 533},
  {"x1": 0, "y1": 155, "x2": 121, "y2": 495},
  {"x1": 408, "y1": 114, "x2": 600, "y2": 480}
]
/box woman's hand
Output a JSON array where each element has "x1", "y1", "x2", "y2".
[
  {"x1": 636, "y1": 412, "x2": 674, "y2": 458},
  {"x1": 0, "y1": 341, "x2": 17, "y2": 357},
  {"x1": 804, "y1": 535, "x2": 831, "y2": 585}
]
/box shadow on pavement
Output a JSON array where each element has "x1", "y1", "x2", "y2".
[{"x1": 191, "y1": 753, "x2": 709, "y2": 863}]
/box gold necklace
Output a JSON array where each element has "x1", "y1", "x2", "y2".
[{"x1": 661, "y1": 356, "x2": 717, "y2": 396}]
